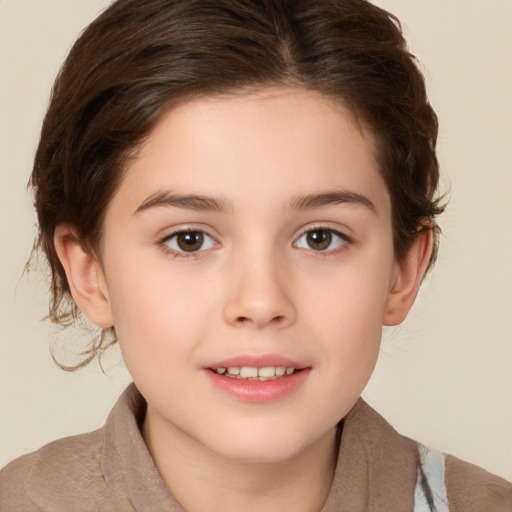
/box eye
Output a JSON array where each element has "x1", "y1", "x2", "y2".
[
  {"x1": 294, "y1": 228, "x2": 348, "y2": 252},
  {"x1": 163, "y1": 230, "x2": 217, "y2": 253}
]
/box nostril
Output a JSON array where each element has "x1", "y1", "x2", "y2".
[
  {"x1": 234, "y1": 314, "x2": 286, "y2": 326},
  {"x1": 234, "y1": 315, "x2": 283, "y2": 326}
]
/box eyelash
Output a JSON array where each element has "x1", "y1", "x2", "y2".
[
  {"x1": 293, "y1": 227, "x2": 350, "y2": 255},
  {"x1": 160, "y1": 229, "x2": 218, "y2": 260},
  {"x1": 158, "y1": 226, "x2": 351, "y2": 259}
]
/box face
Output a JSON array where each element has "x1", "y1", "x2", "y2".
[{"x1": 98, "y1": 87, "x2": 400, "y2": 463}]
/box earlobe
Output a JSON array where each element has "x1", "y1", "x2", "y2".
[
  {"x1": 54, "y1": 224, "x2": 114, "y2": 328},
  {"x1": 383, "y1": 227, "x2": 433, "y2": 326}
]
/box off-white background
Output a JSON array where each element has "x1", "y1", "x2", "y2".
[{"x1": 1, "y1": 0, "x2": 511, "y2": 481}]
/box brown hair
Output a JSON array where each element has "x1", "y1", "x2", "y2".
[{"x1": 31, "y1": 0, "x2": 444, "y2": 367}]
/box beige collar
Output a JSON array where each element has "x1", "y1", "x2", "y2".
[{"x1": 106, "y1": 384, "x2": 419, "y2": 511}]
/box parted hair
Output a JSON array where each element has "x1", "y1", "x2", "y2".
[{"x1": 31, "y1": 0, "x2": 444, "y2": 367}]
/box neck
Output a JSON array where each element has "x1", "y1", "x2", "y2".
[{"x1": 142, "y1": 407, "x2": 338, "y2": 512}]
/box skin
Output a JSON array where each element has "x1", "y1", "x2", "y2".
[{"x1": 55, "y1": 86, "x2": 432, "y2": 512}]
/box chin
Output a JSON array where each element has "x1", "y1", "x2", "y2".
[
  {"x1": 202, "y1": 422, "x2": 332, "y2": 465},
  {"x1": 215, "y1": 443, "x2": 305, "y2": 465}
]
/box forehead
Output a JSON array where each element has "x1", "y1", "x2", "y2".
[{"x1": 109, "y1": 86, "x2": 390, "y2": 217}]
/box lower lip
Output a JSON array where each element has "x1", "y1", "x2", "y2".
[{"x1": 204, "y1": 368, "x2": 311, "y2": 403}]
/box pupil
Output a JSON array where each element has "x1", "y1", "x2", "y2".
[
  {"x1": 307, "y1": 230, "x2": 331, "y2": 250},
  {"x1": 177, "y1": 232, "x2": 203, "y2": 252}
]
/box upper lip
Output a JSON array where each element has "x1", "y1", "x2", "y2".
[{"x1": 206, "y1": 354, "x2": 308, "y2": 370}]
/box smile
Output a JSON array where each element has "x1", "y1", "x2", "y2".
[
  {"x1": 205, "y1": 356, "x2": 309, "y2": 402},
  {"x1": 213, "y1": 366, "x2": 296, "y2": 380}
]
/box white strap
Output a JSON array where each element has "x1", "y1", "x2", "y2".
[{"x1": 413, "y1": 444, "x2": 450, "y2": 512}]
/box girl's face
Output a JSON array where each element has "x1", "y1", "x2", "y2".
[{"x1": 96, "y1": 87, "x2": 407, "y2": 463}]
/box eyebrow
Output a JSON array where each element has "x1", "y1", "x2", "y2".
[
  {"x1": 135, "y1": 189, "x2": 377, "y2": 216},
  {"x1": 135, "y1": 191, "x2": 232, "y2": 215},
  {"x1": 290, "y1": 190, "x2": 377, "y2": 214}
]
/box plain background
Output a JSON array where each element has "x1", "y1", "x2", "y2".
[{"x1": 1, "y1": 0, "x2": 511, "y2": 481}]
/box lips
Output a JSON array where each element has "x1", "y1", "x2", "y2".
[
  {"x1": 213, "y1": 366, "x2": 296, "y2": 380},
  {"x1": 207, "y1": 355, "x2": 307, "y2": 371},
  {"x1": 204, "y1": 355, "x2": 310, "y2": 403}
]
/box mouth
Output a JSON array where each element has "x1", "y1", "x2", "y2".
[
  {"x1": 204, "y1": 356, "x2": 310, "y2": 402},
  {"x1": 209, "y1": 366, "x2": 299, "y2": 381}
]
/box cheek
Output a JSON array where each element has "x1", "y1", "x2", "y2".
[
  {"x1": 302, "y1": 257, "x2": 392, "y2": 336},
  {"x1": 105, "y1": 262, "x2": 216, "y2": 371},
  {"x1": 299, "y1": 254, "x2": 392, "y2": 388}
]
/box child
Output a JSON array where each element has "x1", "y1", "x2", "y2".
[{"x1": 1, "y1": 0, "x2": 511, "y2": 510}]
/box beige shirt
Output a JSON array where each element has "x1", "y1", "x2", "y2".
[{"x1": 1, "y1": 384, "x2": 511, "y2": 511}]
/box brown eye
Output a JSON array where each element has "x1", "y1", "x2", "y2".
[
  {"x1": 164, "y1": 230, "x2": 216, "y2": 253},
  {"x1": 295, "y1": 228, "x2": 348, "y2": 252},
  {"x1": 176, "y1": 231, "x2": 204, "y2": 252},
  {"x1": 306, "y1": 230, "x2": 332, "y2": 250}
]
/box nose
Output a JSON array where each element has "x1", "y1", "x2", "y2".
[{"x1": 223, "y1": 251, "x2": 297, "y2": 330}]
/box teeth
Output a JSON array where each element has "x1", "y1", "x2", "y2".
[
  {"x1": 258, "y1": 367, "x2": 275, "y2": 378},
  {"x1": 240, "y1": 367, "x2": 258, "y2": 378},
  {"x1": 215, "y1": 366, "x2": 296, "y2": 380}
]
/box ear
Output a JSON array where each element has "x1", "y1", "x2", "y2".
[
  {"x1": 54, "y1": 224, "x2": 114, "y2": 328},
  {"x1": 383, "y1": 227, "x2": 433, "y2": 326}
]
